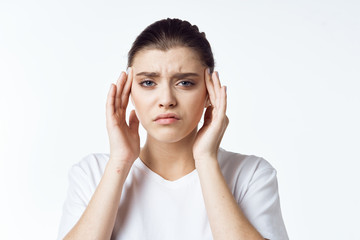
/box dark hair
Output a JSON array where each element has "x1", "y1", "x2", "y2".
[{"x1": 127, "y1": 18, "x2": 215, "y2": 73}]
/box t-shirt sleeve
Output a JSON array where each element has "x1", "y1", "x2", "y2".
[
  {"x1": 238, "y1": 165, "x2": 289, "y2": 240},
  {"x1": 57, "y1": 163, "x2": 92, "y2": 240}
]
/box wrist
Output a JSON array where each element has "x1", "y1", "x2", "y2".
[
  {"x1": 106, "y1": 158, "x2": 133, "y2": 175},
  {"x1": 99, "y1": 160, "x2": 132, "y2": 189},
  {"x1": 195, "y1": 155, "x2": 219, "y2": 170},
  {"x1": 193, "y1": 149, "x2": 218, "y2": 163}
]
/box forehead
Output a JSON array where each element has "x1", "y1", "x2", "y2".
[{"x1": 132, "y1": 47, "x2": 204, "y2": 73}]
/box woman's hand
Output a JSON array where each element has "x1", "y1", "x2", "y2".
[
  {"x1": 106, "y1": 68, "x2": 140, "y2": 167},
  {"x1": 193, "y1": 69, "x2": 229, "y2": 165}
]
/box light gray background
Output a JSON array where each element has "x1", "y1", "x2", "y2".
[{"x1": 0, "y1": 0, "x2": 359, "y2": 239}]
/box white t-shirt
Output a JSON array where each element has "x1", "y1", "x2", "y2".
[{"x1": 57, "y1": 148, "x2": 288, "y2": 240}]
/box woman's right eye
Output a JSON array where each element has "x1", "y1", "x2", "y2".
[{"x1": 139, "y1": 80, "x2": 156, "y2": 87}]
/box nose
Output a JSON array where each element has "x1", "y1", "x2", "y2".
[{"x1": 159, "y1": 85, "x2": 177, "y2": 109}]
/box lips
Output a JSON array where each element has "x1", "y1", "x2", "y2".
[
  {"x1": 154, "y1": 113, "x2": 180, "y2": 121},
  {"x1": 154, "y1": 113, "x2": 180, "y2": 124}
]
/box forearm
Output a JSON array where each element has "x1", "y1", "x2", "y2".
[
  {"x1": 196, "y1": 158, "x2": 264, "y2": 240},
  {"x1": 64, "y1": 160, "x2": 132, "y2": 240}
]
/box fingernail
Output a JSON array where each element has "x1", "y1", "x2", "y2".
[
  {"x1": 127, "y1": 67, "x2": 131, "y2": 74},
  {"x1": 207, "y1": 68, "x2": 210, "y2": 75},
  {"x1": 216, "y1": 71, "x2": 220, "y2": 79},
  {"x1": 109, "y1": 83, "x2": 113, "y2": 90},
  {"x1": 224, "y1": 86, "x2": 227, "y2": 93}
]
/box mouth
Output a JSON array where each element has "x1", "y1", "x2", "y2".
[{"x1": 154, "y1": 113, "x2": 180, "y2": 124}]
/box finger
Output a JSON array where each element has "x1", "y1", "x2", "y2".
[
  {"x1": 217, "y1": 115, "x2": 229, "y2": 146},
  {"x1": 212, "y1": 71, "x2": 222, "y2": 107},
  {"x1": 106, "y1": 83, "x2": 116, "y2": 118},
  {"x1": 121, "y1": 67, "x2": 133, "y2": 109},
  {"x1": 129, "y1": 109, "x2": 139, "y2": 133},
  {"x1": 219, "y1": 115, "x2": 229, "y2": 140},
  {"x1": 115, "y1": 72, "x2": 127, "y2": 111},
  {"x1": 219, "y1": 85, "x2": 227, "y2": 116},
  {"x1": 205, "y1": 68, "x2": 216, "y2": 106},
  {"x1": 212, "y1": 71, "x2": 222, "y2": 90}
]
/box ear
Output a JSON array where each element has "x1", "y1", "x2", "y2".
[{"x1": 204, "y1": 94, "x2": 210, "y2": 108}]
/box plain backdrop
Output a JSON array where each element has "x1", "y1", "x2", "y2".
[{"x1": 0, "y1": 0, "x2": 359, "y2": 239}]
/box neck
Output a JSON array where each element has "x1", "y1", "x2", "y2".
[{"x1": 139, "y1": 128, "x2": 197, "y2": 181}]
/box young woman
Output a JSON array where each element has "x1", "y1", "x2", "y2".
[{"x1": 58, "y1": 18, "x2": 288, "y2": 240}]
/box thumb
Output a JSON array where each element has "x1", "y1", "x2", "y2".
[{"x1": 129, "y1": 109, "x2": 139, "y2": 133}]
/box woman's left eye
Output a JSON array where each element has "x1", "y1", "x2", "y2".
[{"x1": 177, "y1": 81, "x2": 194, "y2": 87}]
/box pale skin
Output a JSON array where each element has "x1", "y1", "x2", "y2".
[{"x1": 64, "y1": 47, "x2": 265, "y2": 240}]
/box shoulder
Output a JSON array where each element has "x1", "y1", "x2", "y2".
[
  {"x1": 217, "y1": 147, "x2": 277, "y2": 202},
  {"x1": 73, "y1": 153, "x2": 109, "y2": 170},
  {"x1": 218, "y1": 147, "x2": 275, "y2": 178},
  {"x1": 218, "y1": 149, "x2": 288, "y2": 239},
  {"x1": 67, "y1": 153, "x2": 110, "y2": 184}
]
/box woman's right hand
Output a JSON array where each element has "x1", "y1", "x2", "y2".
[{"x1": 106, "y1": 67, "x2": 140, "y2": 167}]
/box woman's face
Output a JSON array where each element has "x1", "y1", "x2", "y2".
[{"x1": 130, "y1": 47, "x2": 208, "y2": 143}]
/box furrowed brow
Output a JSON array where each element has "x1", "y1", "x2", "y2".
[
  {"x1": 172, "y1": 72, "x2": 200, "y2": 79},
  {"x1": 135, "y1": 72, "x2": 200, "y2": 78},
  {"x1": 136, "y1": 72, "x2": 160, "y2": 77}
]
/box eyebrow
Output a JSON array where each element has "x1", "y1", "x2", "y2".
[{"x1": 136, "y1": 72, "x2": 200, "y2": 78}]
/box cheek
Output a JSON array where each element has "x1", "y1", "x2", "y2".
[
  {"x1": 131, "y1": 84, "x2": 143, "y2": 108},
  {"x1": 130, "y1": 91, "x2": 144, "y2": 117},
  {"x1": 186, "y1": 92, "x2": 206, "y2": 119},
  {"x1": 130, "y1": 89, "x2": 154, "y2": 123}
]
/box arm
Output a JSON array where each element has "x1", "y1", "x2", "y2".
[
  {"x1": 193, "y1": 69, "x2": 264, "y2": 240},
  {"x1": 64, "y1": 161, "x2": 132, "y2": 240},
  {"x1": 63, "y1": 68, "x2": 140, "y2": 239},
  {"x1": 196, "y1": 158, "x2": 264, "y2": 240}
]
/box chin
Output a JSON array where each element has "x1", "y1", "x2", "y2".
[
  {"x1": 146, "y1": 126, "x2": 198, "y2": 144},
  {"x1": 149, "y1": 131, "x2": 186, "y2": 143}
]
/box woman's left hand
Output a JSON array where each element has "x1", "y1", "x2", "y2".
[{"x1": 193, "y1": 69, "x2": 229, "y2": 166}]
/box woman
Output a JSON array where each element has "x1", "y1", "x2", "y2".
[{"x1": 58, "y1": 18, "x2": 288, "y2": 240}]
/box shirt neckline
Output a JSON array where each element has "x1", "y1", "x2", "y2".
[{"x1": 133, "y1": 158, "x2": 198, "y2": 189}]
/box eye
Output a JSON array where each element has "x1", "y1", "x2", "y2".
[
  {"x1": 139, "y1": 80, "x2": 156, "y2": 87},
  {"x1": 177, "y1": 80, "x2": 195, "y2": 87}
]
